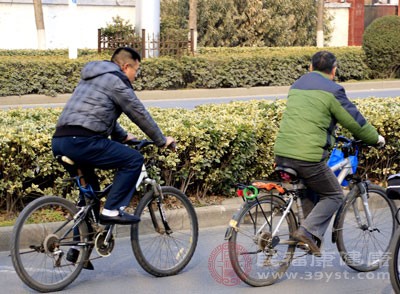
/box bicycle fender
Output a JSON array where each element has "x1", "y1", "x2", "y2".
[
  {"x1": 224, "y1": 201, "x2": 250, "y2": 240},
  {"x1": 331, "y1": 188, "x2": 357, "y2": 243}
]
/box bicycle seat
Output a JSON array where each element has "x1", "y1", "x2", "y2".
[
  {"x1": 56, "y1": 155, "x2": 76, "y2": 166},
  {"x1": 274, "y1": 166, "x2": 299, "y2": 182},
  {"x1": 55, "y1": 155, "x2": 82, "y2": 177}
]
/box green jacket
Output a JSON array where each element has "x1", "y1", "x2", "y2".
[{"x1": 274, "y1": 71, "x2": 378, "y2": 162}]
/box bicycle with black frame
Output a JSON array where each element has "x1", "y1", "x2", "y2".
[{"x1": 10, "y1": 139, "x2": 199, "y2": 293}]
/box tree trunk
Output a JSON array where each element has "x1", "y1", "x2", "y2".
[
  {"x1": 316, "y1": 0, "x2": 324, "y2": 48},
  {"x1": 33, "y1": 0, "x2": 46, "y2": 49},
  {"x1": 189, "y1": 0, "x2": 198, "y2": 52}
]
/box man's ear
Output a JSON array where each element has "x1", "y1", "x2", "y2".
[
  {"x1": 331, "y1": 66, "x2": 337, "y2": 81},
  {"x1": 309, "y1": 64, "x2": 313, "y2": 72},
  {"x1": 121, "y1": 63, "x2": 128, "y2": 74}
]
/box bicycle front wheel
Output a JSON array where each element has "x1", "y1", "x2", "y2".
[
  {"x1": 228, "y1": 194, "x2": 297, "y2": 287},
  {"x1": 389, "y1": 226, "x2": 400, "y2": 293},
  {"x1": 336, "y1": 184, "x2": 396, "y2": 272},
  {"x1": 131, "y1": 186, "x2": 198, "y2": 277},
  {"x1": 10, "y1": 196, "x2": 90, "y2": 293}
]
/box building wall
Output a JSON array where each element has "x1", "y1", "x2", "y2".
[
  {"x1": 326, "y1": 3, "x2": 351, "y2": 46},
  {"x1": 365, "y1": 4, "x2": 399, "y2": 28},
  {"x1": 0, "y1": 0, "x2": 135, "y2": 49}
]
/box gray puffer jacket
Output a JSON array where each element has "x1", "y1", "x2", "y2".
[{"x1": 56, "y1": 61, "x2": 166, "y2": 146}]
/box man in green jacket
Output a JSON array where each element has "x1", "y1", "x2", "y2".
[{"x1": 274, "y1": 51, "x2": 385, "y2": 256}]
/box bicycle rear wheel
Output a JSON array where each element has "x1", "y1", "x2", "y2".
[
  {"x1": 389, "y1": 226, "x2": 400, "y2": 293},
  {"x1": 336, "y1": 184, "x2": 396, "y2": 272},
  {"x1": 131, "y1": 186, "x2": 198, "y2": 276},
  {"x1": 10, "y1": 196, "x2": 90, "y2": 293},
  {"x1": 228, "y1": 194, "x2": 297, "y2": 287}
]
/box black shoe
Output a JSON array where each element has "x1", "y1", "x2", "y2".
[
  {"x1": 66, "y1": 248, "x2": 80, "y2": 263},
  {"x1": 99, "y1": 210, "x2": 140, "y2": 225},
  {"x1": 293, "y1": 227, "x2": 322, "y2": 257}
]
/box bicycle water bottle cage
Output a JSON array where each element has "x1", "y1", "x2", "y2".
[{"x1": 274, "y1": 166, "x2": 299, "y2": 183}]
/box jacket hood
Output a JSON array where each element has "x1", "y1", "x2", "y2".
[{"x1": 81, "y1": 61, "x2": 121, "y2": 80}]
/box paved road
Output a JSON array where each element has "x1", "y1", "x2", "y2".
[
  {"x1": 0, "y1": 225, "x2": 394, "y2": 294},
  {"x1": 0, "y1": 80, "x2": 399, "y2": 109}
]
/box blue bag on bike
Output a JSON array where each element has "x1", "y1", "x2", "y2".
[{"x1": 327, "y1": 148, "x2": 358, "y2": 187}]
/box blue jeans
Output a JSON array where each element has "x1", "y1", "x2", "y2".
[
  {"x1": 275, "y1": 155, "x2": 343, "y2": 240},
  {"x1": 52, "y1": 136, "x2": 144, "y2": 210}
]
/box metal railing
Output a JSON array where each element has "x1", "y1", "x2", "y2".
[{"x1": 98, "y1": 29, "x2": 195, "y2": 58}]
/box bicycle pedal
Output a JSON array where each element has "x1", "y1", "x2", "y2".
[
  {"x1": 296, "y1": 242, "x2": 311, "y2": 253},
  {"x1": 83, "y1": 260, "x2": 94, "y2": 270}
]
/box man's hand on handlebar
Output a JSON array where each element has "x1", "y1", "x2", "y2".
[
  {"x1": 377, "y1": 135, "x2": 386, "y2": 148},
  {"x1": 164, "y1": 136, "x2": 177, "y2": 151},
  {"x1": 123, "y1": 132, "x2": 137, "y2": 142}
]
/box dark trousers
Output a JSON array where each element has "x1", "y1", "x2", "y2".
[
  {"x1": 275, "y1": 155, "x2": 344, "y2": 240},
  {"x1": 52, "y1": 136, "x2": 144, "y2": 210}
]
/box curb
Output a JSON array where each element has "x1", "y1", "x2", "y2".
[{"x1": 0, "y1": 199, "x2": 243, "y2": 252}]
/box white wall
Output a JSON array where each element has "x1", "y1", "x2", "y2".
[
  {"x1": 326, "y1": 3, "x2": 351, "y2": 47},
  {"x1": 0, "y1": 0, "x2": 136, "y2": 49}
]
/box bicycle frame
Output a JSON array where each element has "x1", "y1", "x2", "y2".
[
  {"x1": 330, "y1": 156, "x2": 353, "y2": 185},
  {"x1": 255, "y1": 157, "x2": 355, "y2": 240},
  {"x1": 226, "y1": 151, "x2": 374, "y2": 245},
  {"x1": 57, "y1": 148, "x2": 166, "y2": 250}
]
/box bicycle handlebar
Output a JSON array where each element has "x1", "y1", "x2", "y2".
[
  {"x1": 125, "y1": 139, "x2": 177, "y2": 151},
  {"x1": 125, "y1": 139, "x2": 155, "y2": 150},
  {"x1": 335, "y1": 136, "x2": 372, "y2": 149}
]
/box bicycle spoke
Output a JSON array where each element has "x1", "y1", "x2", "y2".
[
  {"x1": 228, "y1": 195, "x2": 297, "y2": 287},
  {"x1": 337, "y1": 186, "x2": 395, "y2": 271},
  {"x1": 132, "y1": 187, "x2": 198, "y2": 276},
  {"x1": 11, "y1": 197, "x2": 90, "y2": 292}
]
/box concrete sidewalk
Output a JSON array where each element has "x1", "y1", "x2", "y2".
[{"x1": 0, "y1": 79, "x2": 400, "y2": 107}]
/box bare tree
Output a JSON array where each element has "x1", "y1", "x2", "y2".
[{"x1": 33, "y1": 0, "x2": 46, "y2": 49}]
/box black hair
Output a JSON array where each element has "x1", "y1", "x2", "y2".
[
  {"x1": 111, "y1": 47, "x2": 141, "y2": 63},
  {"x1": 311, "y1": 51, "x2": 337, "y2": 74}
]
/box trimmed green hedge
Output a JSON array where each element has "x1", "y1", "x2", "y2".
[
  {"x1": 0, "y1": 47, "x2": 371, "y2": 96},
  {"x1": 1, "y1": 97, "x2": 399, "y2": 214},
  {"x1": 363, "y1": 15, "x2": 400, "y2": 78}
]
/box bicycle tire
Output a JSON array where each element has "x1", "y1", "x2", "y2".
[
  {"x1": 131, "y1": 186, "x2": 198, "y2": 276},
  {"x1": 389, "y1": 227, "x2": 400, "y2": 293},
  {"x1": 228, "y1": 194, "x2": 298, "y2": 287},
  {"x1": 336, "y1": 184, "x2": 396, "y2": 272},
  {"x1": 10, "y1": 196, "x2": 90, "y2": 293}
]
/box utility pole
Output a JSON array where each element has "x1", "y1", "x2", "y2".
[
  {"x1": 189, "y1": 0, "x2": 198, "y2": 52},
  {"x1": 33, "y1": 0, "x2": 46, "y2": 49},
  {"x1": 135, "y1": 0, "x2": 160, "y2": 57},
  {"x1": 68, "y1": 0, "x2": 78, "y2": 59},
  {"x1": 316, "y1": 0, "x2": 324, "y2": 48}
]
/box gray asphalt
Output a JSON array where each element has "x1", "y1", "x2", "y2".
[{"x1": 0, "y1": 79, "x2": 399, "y2": 108}]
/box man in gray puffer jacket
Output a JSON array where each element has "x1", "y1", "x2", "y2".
[{"x1": 52, "y1": 47, "x2": 175, "y2": 225}]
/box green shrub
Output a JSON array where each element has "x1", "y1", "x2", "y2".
[
  {"x1": 0, "y1": 47, "x2": 371, "y2": 96},
  {"x1": 362, "y1": 15, "x2": 400, "y2": 78},
  {"x1": 1, "y1": 97, "x2": 399, "y2": 214}
]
